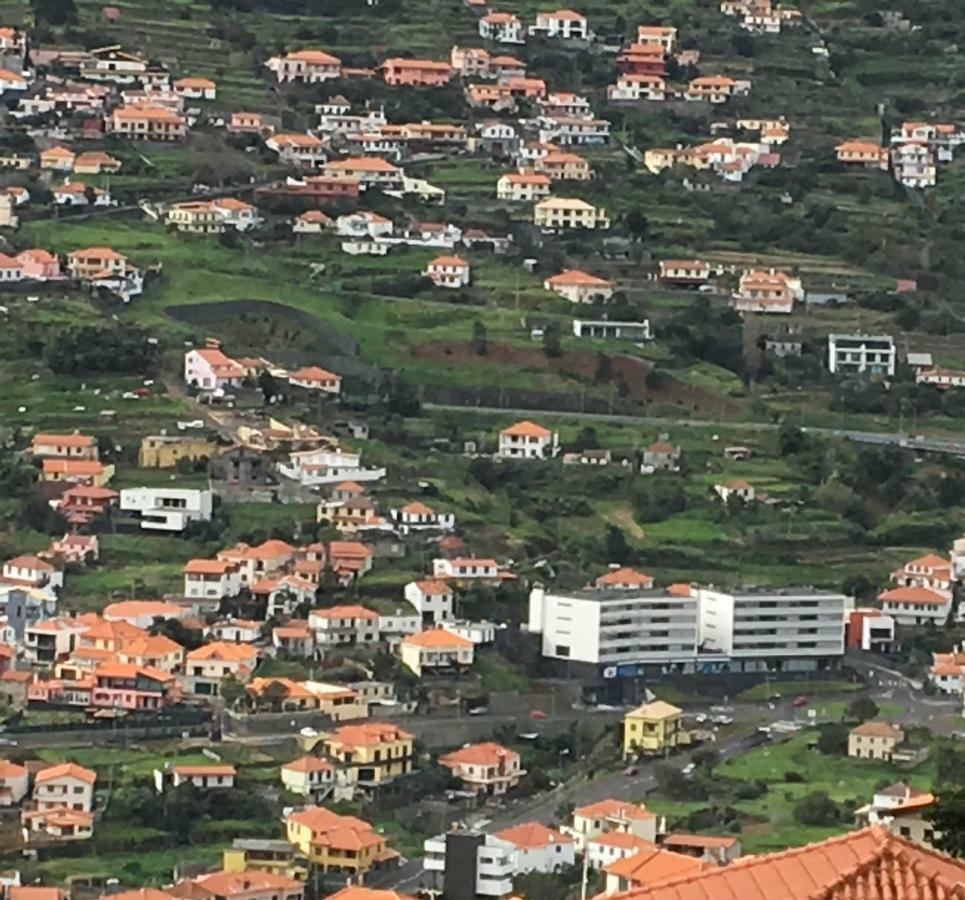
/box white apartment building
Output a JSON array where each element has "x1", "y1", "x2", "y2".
[
  {"x1": 527, "y1": 586, "x2": 699, "y2": 669},
  {"x1": 827, "y1": 334, "x2": 896, "y2": 377},
  {"x1": 696, "y1": 586, "x2": 846, "y2": 672},
  {"x1": 119, "y1": 487, "x2": 213, "y2": 532},
  {"x1": 424, "y1": 832, "x2": 515, "y2": 898}
]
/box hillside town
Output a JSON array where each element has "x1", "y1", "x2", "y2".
[{"x1": 1, "y1": 0, "x2": 965, "y2": 899}]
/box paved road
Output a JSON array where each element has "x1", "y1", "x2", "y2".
[{"x1": 369, "y1": 719, "x2": 772, "y2": 893}]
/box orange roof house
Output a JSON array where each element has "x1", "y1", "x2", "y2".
[
  {"x1": 595, "y1": 567, "x2": 655, "y2": 590},
  {"x1": 611, "y1": 826, "x2": 965, "y2": 900}
]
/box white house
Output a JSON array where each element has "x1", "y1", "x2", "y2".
[
  {"x1": 432, "y1": 557, "x2": 501, "y2": 580},
  {"x1": 280, "y1": 756, "x2": 334, "y2": 798},
  {"x1": 496, "y1": 172, "x2": 552, "y2": 202},
  {"x1": 154, "y1": 764, "x2": 236, "y2": 793},
  {"x1": 497, "y1": 420, "x2": 559, "y2": 459},
  {"x1": 391, "y1": 502, "x2": 455, "y2": 533},
  {"x1": 404, "y1": 579, "x2": 455, "y2": 623},
  {"x1": 827, "y1": 334, "x2": 896, "y2": 377},
  {"x1": 0, "y1": 761, "x2": 29, "y2": 807},
  {"x1": 530, "y1": 9, "x2": 589, "y2": 39},
  {"x1": 184, "y1": 559, "x2": 243, "y2": 600},
  {"x1": 288, "y1": 366, "x2": 342, "y2": 395},
  {"x1": 561, "y1": 799, "x2": 658, "y2": 852},
  {"x1": 2, "y1": 555, "x2": 63, "y2": 590},
  {"x1": 480, "y1": 12, "x2": 525, "y2": 43},
  {"x1": 309, "y1": 605, "x2": 381, "y2": 647},
  {"x1": 425, "y1": 255, "x2": 471, "y2": 288},
  {"x1": 714, "y1": 479, "x2": 755, "y2": 503},
  {"x1": 879, "y1": 586, "x2": 952, "y2": 627},
  {"x1": 184, "y1": 347, "x2": 244, "y2": 391},
  {"x1": 494, "y1": 822, "x2": 575, "y2": 872},
  {"x1": 277, "y1": 447, "x2": 385, "y2": 487},
  {"x1": 399, "y1": 627, "x2": 474, "y2": 676},
  {"x1": 335, "y1": 210, "x2": 394, "y2": 238},
  {"x1": 266, "y1": 49, "x2": 341, "y2": 83},
  {"x1": 544, "y1": 269, "x2": 614, "y2": 304},
  {"x1": 33, "y1": 763, "x2": 96, "y2": 812},
  {"x1": 119, "y1": 487, "x2": 214, "y2": 532},
  {"x1": 266, "y1": 133, "x2": 327, "y2": 169}
]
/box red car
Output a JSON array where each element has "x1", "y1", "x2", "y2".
[
  {"x1": 530, "y1": 710, "x2": 548, "y2": 720},
  {"x1": 792, "y1": 695, "x2": 809, "y2": 707}
]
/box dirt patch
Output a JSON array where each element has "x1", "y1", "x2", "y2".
[{"x1": 411, "y1": 340, "x2": 736, "y2": 416}]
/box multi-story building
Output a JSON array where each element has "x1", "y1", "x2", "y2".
[
  {"x1": 534, "y1": 197, "x2": 609, "y2": 230},
  {"x1": 381, "y1": 58, "x2": 453, "y2": 87},
  {"x1": 879, "y1": 586, "x2": 951, "y2": 627},
  {"x1": 561, "y1": 799, "x2": 658, "y2": 852},
  {"x1": 527, "y1": 586, "x2": 699, "y2": 672},
  {"x1": 119, "y1": 487, "x2": 213, "y2": 532},
  {"x1": 424, "y1": 255, "x2": 471, "y2": 288},
  {"x1": 696, "y1": 586, "x2": 846, "y2": 672},
  {"x1": 309, "y1": 605, "x2": 380, "y2": 647},
  {"x1": 111, "y1": 104, "x2": 186, "y2": 140},
  {"x1": 139, "y1": 434, "x2": 217, "y2": 468},
  {"x1": 266, "y1": 49, "x2": 341, "y2": 82},
  {"x1": 423, "y1": 831, "x2": 515, "y2": 897},
  {"x1": 496, "y1": 172, "x2": 552, "y2": 201},
  {"x1": 184, "y1": 559, "x2": 243, "y2": 600},
  {"x1": 836, "y1": 140, "x2": 889, "y2": 169},
  {"x1": 432, "y1": 557, "x2": 501, "y2": 581},
  {"x1": 33, "y1": 763, "x2": 96, "y2": 812},
  {"x1": 183, "y1": 642, "x2": 259, "y2": 697},
  {"x1": 848, "y1": 722, "x2": 905, "y2": 761},
  {"x1": 399, "y1": 627, "x2": 474, "y2": 677},
  {"x1": 439, "y1": 742, "x2": 524, "y2": 795},
  {"x1": 530, "y1": 9, "x2": 590, "y2": 39},
  {"x1": 827, "y1": 333, "x2": 896, "y2": 377},
  {"x1": 622, "y1": 700, "x2": 686, "y2": 757},
  {"x1": 497, "y1": 420, "x2": 559, "y2": 459},
  {"x1": 30, "y1": 432, "x2": 98, "y2": 460},
  {"x1": 479, "y1": 12, "x2": 525, "y2": 43},
  {"x1": 280, "y1": 756, "x2": 334, "y2": 798},
  {"x1": 404, "y1": 580, "x2": 455, "y2": 623},
  {"x1": 319, "y1": 722, "x2": 415, "y2": 789},
  {"x1": 659, "y1": 259, "x2": 711, "y2": 286},
  {"x1": 544, "y1": 269, "x2": 614, "y2": 304}
]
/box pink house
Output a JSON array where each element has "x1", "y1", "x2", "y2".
[
  {"x1": 91, "y1": 662, "x2": 174, "y2": 710},
  {"x1": 382, "y1": 58, "x2": 453, "y2": 86},
  {"x1": 16, "y1": 249, "x2": 61, "y2": 280}
]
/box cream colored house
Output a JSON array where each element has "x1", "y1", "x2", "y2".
[
  {"x1": 534, "y1": 197, "x2": 609, "y2": 230},
  {"x1": 848, "y1": 721, "x2": 905, "y2": 761}
]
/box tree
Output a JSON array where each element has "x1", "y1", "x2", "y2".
[
  {"x1": 472, "y1": 319, "x2": 488, "y2": 355},
  {"x1": 626, "y1": 209, "x2": 649, "y2": 240},
  {"x1": 542, "y1": 321, "x2": 562, "y2": 358},
  {"x1": 220, "y1": 675, "x2": 245, "y2": 708},
  {"x1": 793, "y1": 791, "x2": 841, "y2": 826},
  {"x1": 927, "y1": 788, "x2": 965, "y2": 857},
  {"x1": 605, "y1": 524, "x2": 631, "y2": 564},
  {"x1": 778, "y1": 418, "x2": 807, "y2": 456},
  {"x1": 846, "y1": 696, "x2": 880, "y2": 722},
  {"x1": 31, "y1": 0, "x2": 77, "y2": 24},
  {"x1": 816, "y1": 722, "x2": 849, "y2": 756}
]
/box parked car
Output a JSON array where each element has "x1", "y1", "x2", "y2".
[{"x1": 792, "y1": 695, "x2": 809, "y2": 707}]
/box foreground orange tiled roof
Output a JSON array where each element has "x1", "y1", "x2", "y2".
[{"x1": 615, "y1": 826, "x2": 965, "y2": 900}]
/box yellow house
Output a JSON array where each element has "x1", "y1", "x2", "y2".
[
  {"x1": 139, "y1": 434, "x2": 218, "y2": 468},
  {"x1": 534, "y1": 197, "x2": 610, "y2": 231},
  {"x1": 623, "y1": 700, "x2": 686, "y2": 758},
  {"x1": 223, "y1": 838, "x2": 308, "y2": 879},
  {"x1": 320, "y1": 722, "x2": 415, "y2": 787},
  {"x1": 285, "y1": 806, "x2": 390, "y2": 877}
]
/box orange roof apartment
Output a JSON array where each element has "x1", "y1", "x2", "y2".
[{"x1": 111, "y1": 104, "x2": 187, "y2": 140}]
